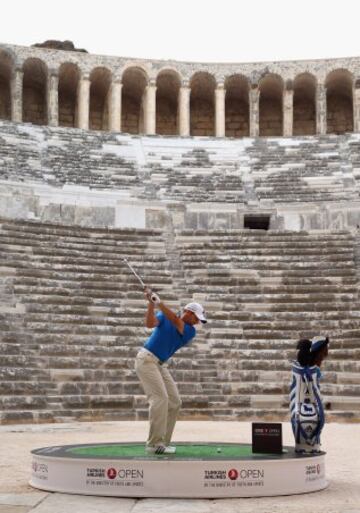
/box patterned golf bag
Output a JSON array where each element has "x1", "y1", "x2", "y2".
[{"x1": 289, "y1": 363, "x2": 325, "y2": 453}]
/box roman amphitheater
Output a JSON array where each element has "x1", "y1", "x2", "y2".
[{"x1": 0, "y1": 40, "x2": 360, "y2": 428}]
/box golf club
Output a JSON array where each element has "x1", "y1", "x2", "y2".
[{"x1": 123, "y1": 258, "x2": 159, "y2": 303}]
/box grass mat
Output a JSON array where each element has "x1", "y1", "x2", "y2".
[{"x1": 67, "y1": 444, "x2": 280, "y2": 459}]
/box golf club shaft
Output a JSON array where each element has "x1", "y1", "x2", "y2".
[{"x1": 123, "y1": 258, "x2": 146, "y2": 288}]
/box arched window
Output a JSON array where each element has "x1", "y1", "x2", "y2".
[
  {"x1": 121, "y1": 67, "x2": 148, "y2": 134},
  {"x1": 190, "y1": 71, "x2": 216, "y2": 136},
  {"x1": 89, "y1": 67, "x2": 112, "y2": 131},
  {"x1": 293, "y1": 73, "x2": 316, "y2": 135},
  {"x1": 0, "y1": 50, "x2": 12, "y2": 120},
  {"x1": 326, "y1": 69, "x2": 353, "y2": 134},
  {"x1": 58, "y1": 63, "x2": 80, "y2": 128},
  {"x1": 224, "y1": 74, "x2": 249, "y2": 137},
  {"x1": 259, "y1": 74, "x2": 283, "y2": 136},
  {"x1": 23, "y1": 58, "x2": 47, "y2": 125},
  {"x1": 156, "y1": 70, "x2": 181, "y2": 135}
]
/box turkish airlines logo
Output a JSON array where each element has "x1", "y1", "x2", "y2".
[
  {"x1": 228, "y1": 469, "x2": 239, "y2": 480},
  {"x1": 107, "y1": 468, "x2": 117, "y2": 479}
]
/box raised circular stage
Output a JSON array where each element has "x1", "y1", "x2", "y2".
[{"x1": 30, "y1": 442, "x2": 327, "y2": 498}]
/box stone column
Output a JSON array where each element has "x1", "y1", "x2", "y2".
[
  {"x1": 316, "y1": 82, "x2": 327, "y2": 135},
  {"x1": 283, "y1": 87, "x2": 293, "y2": 136},
  {"x1": 215, "y1": 83, "x2": 225, "y2": 137},
  {"x1": 108, "y1": 79, "x2": 122, "y2": 132},
  {"x1": 47, "y1": 72, "x2": 59, "y2": 127},
  {"x1": 11, "y1": 68, "x2": 23, "y2": 123},
  {"x1": 249, "y1": 85, "x2": 259, "y2": 137},
  {"x1": 77, "y1": 74, "x2": 90, "y2": 130},
  {"x1": 353, "y1": 82, "x2": 360, "y2": 133},
  {"x1": 178, "y1": 83, "x2": 190, "y2": 136},
  {"x1": 144, "y1": 80, "x2": 156, "y2": 135}
]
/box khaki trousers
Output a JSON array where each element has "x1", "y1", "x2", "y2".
[{"x1": 135, "y1": 350, "x2": 181, "y2": 447}]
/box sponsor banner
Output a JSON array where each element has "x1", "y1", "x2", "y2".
[{"x1": 30, "y1": 454, "x2": 327, "y2": 498}]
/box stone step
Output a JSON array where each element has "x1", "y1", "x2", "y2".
[
  {"x1": 179, "y1": 247, "x2": 354, "y2": 257},
  {"x1": 0, "y1": 220, "x2": 164, "y2": 240},
  {"x1": 197, "y1": 285, "x2": 355, "y2": 297},
  {"x1": 0, "y1": 234, "x2": 166, "y2": 250},
  {"x1": 218, "y1": 359, "x2": 360, "y2": 373},
  {"x1": 177, "y1": 229, "x2": 352, "y2": 239},
  {"x1": 336, "y1": 371, "x2": 360, "y2": 385},
  {"x1": 13, "y1": 287, "x2": 171, "y2": 301},
  {"x1": 1, "y1": 404, "x2": 359, "y2": 424},
  {"x1": 185, "y1": 264, "x2": 355, "y2": 275},
  {"x1": 239, "y1": 329, "x2": 360, "y2": 340},
  {"x1": 203, "y1": 293, "x2": 357, "y2": 303},
  {"x1": 208, "y1": 339, "x2": 360, "y2": 352},
  {"x1": 209, "y1": 346, "x2": 360, "y2": 359},
  {"x1": 22, "y1": 299, "x2": 175, "y2": 313}
]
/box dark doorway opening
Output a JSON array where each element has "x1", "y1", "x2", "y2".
[{"x1": 244, "y1": 215, "x2": 270, "y2": 230}]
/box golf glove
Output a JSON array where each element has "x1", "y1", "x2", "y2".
[{"x1": 145, "y1": 287, "x2": 161, "y2": 306}]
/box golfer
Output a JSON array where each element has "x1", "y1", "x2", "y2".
[
  {"x1": 290, "y1": 336, "x2": 329, "y2": 453},
  {"x1": 135, "y1": 287, "x2": 207, "y2": 454}
]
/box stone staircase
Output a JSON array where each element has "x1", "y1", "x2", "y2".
[{"x1": 175, "y1": 229, "x2": 360, "y2": 421}]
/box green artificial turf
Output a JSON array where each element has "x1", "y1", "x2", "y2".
[{"x1": 67, "y1": 443, "x2": 280, "y2": 459}]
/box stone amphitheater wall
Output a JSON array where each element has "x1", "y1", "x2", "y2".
[{"x1": 1, "y1": 44, "x2": 360, "y2": 138}]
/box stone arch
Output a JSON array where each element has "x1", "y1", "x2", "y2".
[
  {"x1": 293, "y1": 73, "x2": 316, "y2": 135},
  {"x1": 156, "y1": 69, "x2": 181, "y2": 135},
  {"x1": 224, "y1": 74, "x2": 249, "y2": 137},
  {"x1": 22, "y1": 58, "x2": 47, "y2": 125},
  {"x1": 121, "y1": 67, "x2": 148, "y2": 134},
  {"x1": 326, "y1": 68, "x2": 353, "y2": 134},
  {"x1": 89, "y1": 67, "x2": 112, "y2": 131},
  {"x1": 259, "y1": 74, "x2": 283, "y2": 136},
  {"x1": 58, "y1": 62, "x2": 80, "y2": 128},
  {"x1": 190, "y1": 71, "x2": 216, "y2": 136},
  {"x1": 0, "y1": 50, "x2": 13, "y2": 120}
]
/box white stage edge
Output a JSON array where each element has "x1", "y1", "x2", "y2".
[{"x1": 30, "y1": 443, "x2": 327, "y2": 498}]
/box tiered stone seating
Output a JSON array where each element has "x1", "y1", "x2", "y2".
[
  {"x1": 0, "y1": 121, "x2": 139, "y2": 190},
  {"x1": 248, "y1": 136, "x2": 358, "y2": 203},
  {"x1": 140, "y1": 138, "x2": 246, "y2": 203},
  {"x1": 0, "y1": 219, "x2": 359, "y2": 422},
  {"x1": 1, "y1": 120, "x2": 359, "y2": 206},
  {"x1": 0, "y1": 218, "x2": 182, "y2": 423},
  {"x1": 175, "y1": 229, "x2": 360, "y2": 421},
  {"x1": 1, "y1": 117, "x2": 360, "y2": 424}
]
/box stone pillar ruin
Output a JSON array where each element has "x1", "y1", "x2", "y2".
[
  {"x1": 47, "y1": 72, "x2": 59, "y2": 127},
  {"x1": 109, "y1": 79, "x2": 122, "y2": 132},
  {"x1": 353, "y1": 80, "x2": 360, "y2": 133},
  {"x1": 283, "y1": 85, "x2": 293, "y2": 136},
  {"x1": 249, "y1": 85, "x2": 259, "y2": 137},
  {"x1": 144, "y1": 80, "x2": 156, "y2": 135},
  {"x1": 215, "y1": 83, "x2": 225, "y2": 137},
  {"x1": 178, "y1": 83, "x2": 190, "y2": 136},
  {"x1": 77, "y1": 74, "x2": 90, "y2": 130},
  {"x1": 10, "y1": 68, "x2": 23, "y2": 123},
  {"x1": 316, "y1": 82, "x2": 327, "y2": 135}
]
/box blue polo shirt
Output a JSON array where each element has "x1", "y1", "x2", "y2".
[{"x1": 144, "y1": 312, "x2": 196, "y2": 362}]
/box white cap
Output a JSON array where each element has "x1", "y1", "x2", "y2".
[{"x1": 184, "y1": 302, "x2": 207, "y2": 323}]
